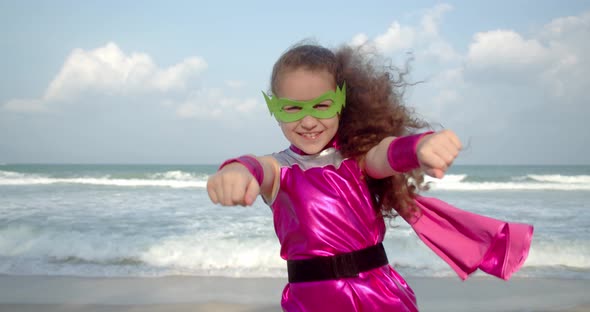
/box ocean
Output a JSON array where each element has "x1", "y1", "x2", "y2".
[{"x1": 0, "y1": 164, "x2": 588, "y2": 280}]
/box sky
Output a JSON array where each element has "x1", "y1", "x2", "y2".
[{"x1": 1, "y1": 0, "x2": 589, "y2": 165}]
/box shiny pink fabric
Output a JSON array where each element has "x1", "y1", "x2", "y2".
[
  {"x1": 271, "y1": 155, "x2": 418, "y2": 311},
  {"x1": 269, "y1": 148, "x2": 533, "y2": 312},
  {"x1": 219, "y1": 155, "x2": 264, "y2": 186},
  {"x1": 387, "y1": 132, "x2": 434, "y2": 172},
  {"x1": 409, "y1": 196, "x2": 534, "y2": 280}
]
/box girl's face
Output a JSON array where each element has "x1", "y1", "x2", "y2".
[{"x1": 276, "y1": 68, "x2": 339, "y2": 155}]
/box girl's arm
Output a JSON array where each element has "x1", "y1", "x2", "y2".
[
  {"x1": 364, "y1": 130, "x2": 462, "y2": 179},
  {"x1": 207, "y1": 156, "x2": 279, "y2": 206}
]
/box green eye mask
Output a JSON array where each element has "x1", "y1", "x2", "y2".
[{"x1": 262, "y1": 83, "x2": 346, "y2": 122}]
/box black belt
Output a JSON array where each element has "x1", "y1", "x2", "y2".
[{"x1": 287, "y1": 243, "x2": 388, "y2": 283}]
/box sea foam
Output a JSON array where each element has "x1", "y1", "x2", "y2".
[
  {"x1": 1, "y1": 222, "x2": 588, "y2": 278},
  {"x1": 0, "y1": 170, "x2": 207, "y2": 188},
  {"x1": 426, "y1": 174, "x2": 590, "y2": 191}
]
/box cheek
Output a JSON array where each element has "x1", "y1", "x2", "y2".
[
  {"x1": 325, "y1": 117, "x2": 340, "y2": 132},
  {"x1": 279, "y1": 122, "x2": 297, "y2": 139}
]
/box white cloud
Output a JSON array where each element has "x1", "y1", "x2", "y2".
[
  {"x1": 350, "y1": 33, "x2": 369, "y2": 47},
  {"x1": 466, "y1": 30, "x2": 550, "y2": 69},
  {"x1": 463, "y1": 11, "x2": 590, "y2": 101},
  {"x1": 374, "y1": 22, "x2": 417, "y2": 53},
  {"x1": 542, "y1": 11, "x2": 590, "y2": 37},
  {"x1": 351, "y1": 5, "x2": 589, "y2": 115},
  {"x1": 422, "y1": 39, "x2": 458, "y2": 63},
  {"x1": 3, "y1": 42, "x2": 207, "y2": 112},
  {"x1": 148, "y1": 57, "x2": 207, "y2": 92},
  {"x1": 175, "y1": 88, "x2": 260, "y2": 120},
  {"x1": 355, "y1": 5, "x2": 590, "y2": 163},
  {"x1": 420, "y1": 4, "x2": 453, "y2": 37},
  {"x1": 46, "y1": 42, "x2": 207, "y2": 99},
  {"x1": 2, "y1": 41, "x2": 263, "y2": 122},
  {"x1": 352, "y1": 4, "x2": 459, "y2": 63},
  {"x1": 538, "y1": 12, "x2": 590, "y2": 99},
  {"x1": 430, "y1": 68, "x2": 464, "y2": 105}
]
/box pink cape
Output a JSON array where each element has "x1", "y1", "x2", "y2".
[{"x1": 411, "y1": 196, "x2": 534, "y2": 281}]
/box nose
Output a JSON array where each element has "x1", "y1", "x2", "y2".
[{"x1": 299, "y1": 115, "x2": 318, "y2": 130}]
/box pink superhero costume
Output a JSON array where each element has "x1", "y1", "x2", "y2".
[{"x1": 268, "y1": 146, "x2": 534, "y2": 312}]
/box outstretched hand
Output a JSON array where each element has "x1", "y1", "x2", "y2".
[
  {"x1": 416, "y1": 130, "x2": 462, "y2": 179},
  {"x1": 207, "y1": 163, "x2": 261, "y2": 206}
]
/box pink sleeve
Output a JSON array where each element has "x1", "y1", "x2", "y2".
[{"x1": 407, "y1": 196, "x2": 534, "y2": 280}]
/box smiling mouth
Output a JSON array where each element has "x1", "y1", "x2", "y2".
[{"x1": 299, "y1": 131, "x2": 322, "y2": 139}]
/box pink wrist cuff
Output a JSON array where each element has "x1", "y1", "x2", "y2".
[
  {"x1": 387, "y1": 131, "x2": 434, "y2": 173},
  {"x1": 219, "y1": 155, "x2": 264, "y2": 186}
]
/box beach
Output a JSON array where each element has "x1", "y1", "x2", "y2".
[
  {"x1": 1, "y1": 164, "x2": 589, "y2": 311},
  {"x1": 0, "y1": 275, "x2": 588, "y2": 312}
]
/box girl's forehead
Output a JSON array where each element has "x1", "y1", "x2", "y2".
[
  {"x1": 276, "y1": 68, "x2": 336, "y2": 99},
  {"x1": 279, "y1": 67, "x2": 335, "y2": 81}
]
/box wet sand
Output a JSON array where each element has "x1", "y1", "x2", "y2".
[{"x1": 0, "y1": 275, "x2": 588, "y2": 311}]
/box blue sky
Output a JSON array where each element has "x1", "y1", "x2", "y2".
[{"x1": 1, "y1": 1, "x2": 589, "y2": 164}]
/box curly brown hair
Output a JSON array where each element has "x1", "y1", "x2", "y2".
[{"x1": 270, "y1": 42, "x2": 428, "y2": 219}]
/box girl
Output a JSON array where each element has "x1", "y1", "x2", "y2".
[{"x1": 207, "y1": 43, "x2": 533, "y2": 312}]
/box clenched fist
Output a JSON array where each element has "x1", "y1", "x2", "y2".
[
  {"x1": 416, "y1": 130, "x2": 462, "y2": 179},
  {"x1": 207, "y1": 163, "x2": 261, "y2": 206}
]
